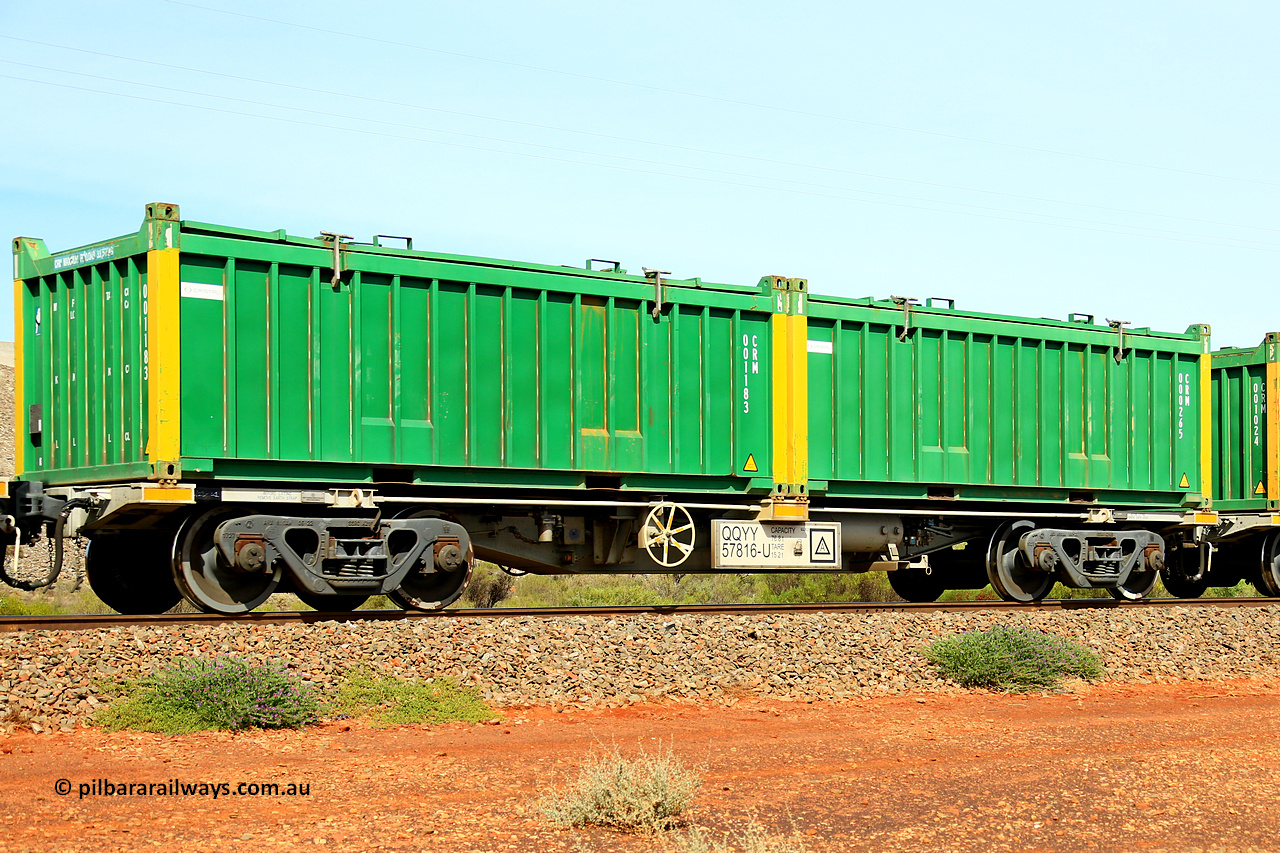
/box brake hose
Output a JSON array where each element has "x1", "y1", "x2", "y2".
[{"x1": 0, "y1": 498, "x2": 92, "y2": 592}]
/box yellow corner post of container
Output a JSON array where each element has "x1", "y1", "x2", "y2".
[
  {"x1": 786, "y1": 311, "x2": 808, "y2": 487},
  {"x1": 770, "y1": 282, "x2": 808, "y2": 493},
  {"x1": 1199, "y1": 343, "x2": 1212, "y2": 505},
  {"x1": 1269, "y1": 355, "x2": 1279, "y2": 502},
  {"x1": 12, "y1": 278, "x2": 23, "y2": 477},
  {"x1": 146, "y1": 247, "x2": 182, "y2": 473}
]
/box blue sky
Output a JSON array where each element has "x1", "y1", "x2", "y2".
[{"x1": 2, "y1": 1, "x2": 1277, "y2": 347}]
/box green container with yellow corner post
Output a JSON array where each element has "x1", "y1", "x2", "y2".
[
  {"x1": 11, "y1": 203, "x2": 779, "y2": 494},
  {"x1": 805, "y1": 295, "x2": 1212, "y2": 510},
  {"x1": 1210, "y1": 333, "x2": 1279, "y2": 512}
]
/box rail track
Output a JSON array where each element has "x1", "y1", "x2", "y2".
[{"x1": 0, "y1": 597, "x2": 1273, "y2": 633}]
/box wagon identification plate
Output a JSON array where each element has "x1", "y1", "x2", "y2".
[{"x1": 711, "y1": 520, "x2": 841, "y2": 569}]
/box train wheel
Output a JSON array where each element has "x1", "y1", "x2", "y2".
[
  {"x1": 386, "y1": 509, "x2": 473, "y2": 611},
  {"x1": 85, "y1": 533, "x2": 183, "y2": 615},
  {"x1": 1159, "y1": 544, "x2": 1209, "y2": 598},
  {"x1": 1161, "y1": 572, "x2": 1209, "y2": 598},
  {"x1": 173, "y1": 509, "x2": 281, "y2": 614},
  {"x1": 388, "y1": 562, "x2": 472, "y2": 611},
  {"x1": 1108, "y1": 570, "x2": 1158, "y2": 601},
  {"x1": 1256, "y1": 531, "x2": 1280, "y2": 597},
  {"x1": 294, "y1": 590, "x2": 370, "y2": 612},
  {"x1": 1109, "y1": 527, "x2": 1160, "y2": 601},
  {"x1": 888, "y1": 566, "x2": 946, "y2": 602},
  {"x1": 986, "y1": 521, "x2": 1053, "y2": 603}
]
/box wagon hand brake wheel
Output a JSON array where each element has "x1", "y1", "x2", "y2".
[{"x1": 641, "y1": 502, "x2": 695, "y2": 568}]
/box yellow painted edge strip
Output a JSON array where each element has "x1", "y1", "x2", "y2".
[
  {"x1": 145, "y1": 248, "x2": 182, "y2": 468},
  {"x1": 1268, "y1": 360, "x2": 1279, "y2": 501},
  {"x1": 12, "y1": 279, "x2": 23, "y2": 479},
  {"x1": 1200, "y1": 353, "x2": 1212, "y2": 505},
  {"x1": 771, "y1": 312, "x2": 791, "y2": 489},
  {"x1": 788, "y1": 312, "x2": 809, "y2": 488},
  {"x1": 142, "y1": 487, "x2": 194, "y2": 502}
]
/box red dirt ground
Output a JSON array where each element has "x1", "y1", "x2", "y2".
[{"x1": 1, "y1": 680, "x2": 1277, "y2": 852}]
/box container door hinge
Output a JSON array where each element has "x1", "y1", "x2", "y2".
[
  {"x1": 891, "y1": 296, "x2": 919, "y2": 341},
  {"x1": 320, "y1": 232, "x2": 353, "y2": 290},
  {"x1": 1108, "y1": 319, "x2": 1130, "y2": 363},
  {"x1": 644, "y1": 268, "x2": 671, "y2": 320}
]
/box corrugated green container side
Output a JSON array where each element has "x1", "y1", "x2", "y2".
[
  {"x1": 16, "y1": 208, "x2": 776, "y2": 493},
  {"x1": 807, "y1": 297, "x2": 1209, "y2": 507},
  {"x1": 1211, "y1": 334, "x2": 1279, "y2": 511},
  {"x1": 12, "y1": 229, "x2": 157, "y2": 484}
]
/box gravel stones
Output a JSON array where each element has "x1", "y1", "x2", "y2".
[{"x1": 3, "y1": 605, "x2": 1280, "y2": 733}]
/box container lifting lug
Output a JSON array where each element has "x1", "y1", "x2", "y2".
[
  {"x1": 891, "y1": 296, "x2": 919, "y2": 342},
  {"x1": 644, "y1": 268, "x2": 671, "y2": 320},
  {"x1": 320, "y1": 231, "x2": 353, "y2": 291},
  {"x1": 1108, "y1": 319, "x2": 1130, "y2": 364}
]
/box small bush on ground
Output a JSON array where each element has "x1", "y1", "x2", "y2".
[
  {"x1": 539, "y1": 745, "x2": 702, "y2": 834},
  {"x1": 666, "y1": 821, "x2": 809, "y2": 853},
  {"x1": 1206, "y1": 579, "x2": 1253, "y2": 597},
  {"x1": 753, "y1": 572, "x2": 897, "y2": 603},
  {"x1": 333, "y1": 671, "x2": 496, "y2": 726},
  {"x1": 94, "y1": 657, "x2": 319, "y2": 734},
  {"x1": 0, "y1": 594, "x2": 64, "y2": 616},
  {"x1": 501, "y1": 574, "x2": 670, "y2": 608},
  {"x1": 463, "y1": 562, "x2": 515, "y2": 608},
  {"x1": 924, "y1": 624, "x2": 1105, "y2": 692}
]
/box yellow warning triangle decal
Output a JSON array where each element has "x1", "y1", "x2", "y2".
[
  {"x1": 1257, "y1": 480, "x2": 1268, "y2": 495},
  {"x1": 1178, "y1": 473, "x2": 1190, "y2": 489},
  {"x1": 743, "y1": 454, "x2": 758, "y2": 473}
]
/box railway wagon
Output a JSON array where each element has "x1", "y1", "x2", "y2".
[
  {"x1": 1182, "y1": 334, "x2": 1280, "y2": 597},
  {"x1": 1, "y1": 204, "x2": 1220, "y2": 613},
  {"x1": 804, "y1": 295, "x2": 1214, "y2": 602}
]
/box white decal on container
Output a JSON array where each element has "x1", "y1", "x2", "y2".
[
  {"x1": 740, "y1": 332, "x2": 760, "y2": 414},
  {"x1": 181, "y1": 281, "x2": 224, "y2": 301}
]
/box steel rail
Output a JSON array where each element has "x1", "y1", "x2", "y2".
[{"x1": 0, "y1": 597, "x2": 1273, "y2": 633}]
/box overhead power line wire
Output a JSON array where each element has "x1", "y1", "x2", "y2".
[
  {"x1": 165, "y1": 0, "x2": 1280, "y2": 190},
  {"x1": 3, "y1": 71, "x2": 1276, "y2": 256},
  {"x1": 5, "y1": 34, "x2": 1278, "y2": 237},
  {"x1": 8, "y1": 59, "x2": 1280, "y2": 249}
]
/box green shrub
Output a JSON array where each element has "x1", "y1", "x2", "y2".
[
  {"x1": 0, "y1": 594, "x2": 63, "y2": 616},
  {"x1": 463, "y1": 562, "x2": 515, "y2": 608},
  {"x1": 94, "y1": 657, "x2": 319, "y2": 734},
  {"x1": 924, "y1": 624, "x2": 1105, "y2": 692},
  {"x1": 539, "y1": 745, "x2": 702, "y2": 834},
  {"x1": 501, "y1": 574, "x2": 669, "y2": 608},
  {"x1": 753, "y1": 572, "x2": 897, "y2": 603},
  {"x1": 666, "y1": 821, "x2": 809, "y2": 852},
  {"x1": 334, "y1": 671, "x2": 496, "y2": 726}
]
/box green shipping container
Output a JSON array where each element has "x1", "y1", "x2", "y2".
[
  {"x1": 12, "y1": 204, "x2": 778, "y2": 495},
  {"x1": 1211, "y1": 333, "x2": 1279, "y2": 511},
  {"x1": 806, "y1": 296, "x2": 1211, "y2": 508}
]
